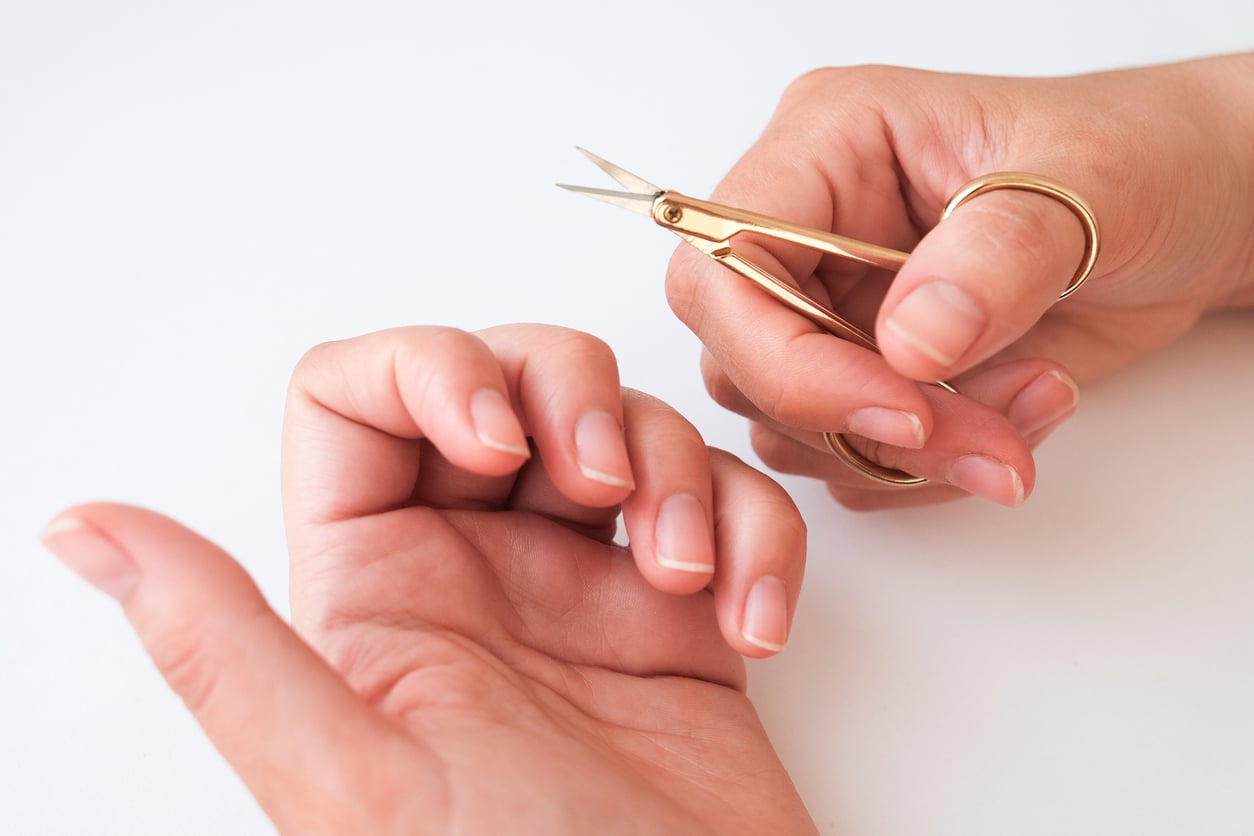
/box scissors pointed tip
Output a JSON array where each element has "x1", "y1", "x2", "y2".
[
  {"x1": 557, "y1": 183, "x2": 656, "y2": 216},
  {"x1": 571, "y1": 147, "x2": 662, "y2": 195}
]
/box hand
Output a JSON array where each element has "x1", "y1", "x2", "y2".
[
  {"x1": 667, "y1": 54, "x2": 1254, "y2": 510},
  {"x1": 42, "y1": 325, "x2": 815, "y2": 835}
]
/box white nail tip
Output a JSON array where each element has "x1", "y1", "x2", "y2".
[
  {"x1": 1009, "y1": 467, "x2": 1026, "y2": 508},
  {"x1": 578, "y1": 465, "x2": 635, "y2": 489},
  {"x1": 657, "y1": 555, "x2": 716, "y2": 574},
  {"x1": 743, "y1": 633, "x2": 786, "y2": 653},
  {"x1": 477, "y1": 434, "x2": 531, "y2": 458}
]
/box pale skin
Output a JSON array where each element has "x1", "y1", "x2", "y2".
[
  {"x1": 41, "y1": 55, "x2": 1254, "y2": 835},
  {"x1": 42, "y1": 324, "x2": 817, "y2": 835},
  {"x1": 667, "y1": 53, "x2": 1254, "y2": 510}
]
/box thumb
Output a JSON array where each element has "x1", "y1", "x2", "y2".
[
  {"x1": 41, "y1": 503, "x2": 412, "y2": 833},
  {"x1": 877, "y1": 180, "x2": 1093, "y2": 381}
]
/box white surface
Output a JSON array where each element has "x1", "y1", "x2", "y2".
[{"x1": 2, "y1": 2, "x2": 1252, "y2": 834}]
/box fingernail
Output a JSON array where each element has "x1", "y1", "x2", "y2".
[
  {"x1": 41, "y1": 516, "x2": 140, "y2": 602},
  {"x1": 469, "y1": 388, "x2": 530, "y2": 457},
  {"x1": 743, "y1": 576, "x2": 789, "y2": 653},
  {"x1": 947, "y1": 455, "x2": 1025, "y2": 508},
  {"x1": 654, "y1": 493, "x2": 715, "y2": 573},
  {"x1": 884, "y1": 282, "x2": 986, "y2": 368},
  {"x1": 1007, "y1": 370, "x2": 1079, "y2": 439},
  {"x1": 846, "y1": 407, "x2": 926, "y2": 449},
  {"x1": 574, "y1": 410, "x2": 635, "y2": 489}
]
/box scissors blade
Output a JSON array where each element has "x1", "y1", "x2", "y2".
[
  {"x1": 575, "y1": 147, "x2": 662, "y2": 194},
  {"x1": 556, "y1": 183, "x2": 656, "y2": 217}
]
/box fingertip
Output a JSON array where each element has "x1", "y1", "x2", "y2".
[
  {"x1": 845, "y1": 406, "x2": 928, "y2": 450},
  {"x1": 650, "y1": 492, "x2": 716, "y2": 592},
  {"x1": 829, "y1": 381, "x2": 1039, "y2": 509},
  {"x1": 41, "y1": 502, "x2": 261, "y2": 610},
  {"x1": 1006, "y1": 369, "x2": 1080, "y2": 440},
  {"x1": 880, "y1": 280, "x2": 987, "y2": 379},
  {"x1": 477, "y1": 326, "x2": 637, "y2": 504},
  {"x1": 741, "y1": 575, "x2": 790, "y2": 657},
  {"x1": 945, "y1": 454, "x2": 1030, "y2": 508},
  {"x1": 574, "y1": 409, "x2": 636, "y2": 492},
  {"x1": 468, "y1": 388, "x2": 531, "y2": 459},
  {"x1": 41, "y1": 509, "x2": 140, "y2": 603}
]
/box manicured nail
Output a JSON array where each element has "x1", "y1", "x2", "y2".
[
  {"x1": 41, "y1": 516, "x2": 140, "y2": 602},
  {"x1": 654, "y1": 493, "x2": 715, "y2": 573},
  {"x1": 884, "y1": 281, "x2": 986, "y2": 368},
  {"x1": 574, "y1": 410, "x2": 635, "y2": 489},
  {"x1": 469, "y1": 388, "x2": 530, "y2": 457},
  {"x1": 947, "y1": 455, "x2": 1025, "y2": 508},
  {"x1": 743, "y1": 576, "x2": 789, "y2": 653},
  {"x1": 846, "y1": 407, "x2": 926, "y2": 449},
  {"x1": 1007, "y1": 370, "x2": 1079, "y2": 439}
]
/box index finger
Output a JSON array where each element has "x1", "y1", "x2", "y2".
[
  {"x1": 281, "y1": 325, "x2": 641, "y2": 558},
  {"x1": 281, "y1": 326, "x2": 533, "y2": 534},
  {"x1": 665, "y1": 76, "x2": 945, "y2": 449}
]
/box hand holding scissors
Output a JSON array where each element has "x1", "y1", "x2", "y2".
[
  {"x1": 570, "y1": 56, "x2": 1254, "y2": 509},
  {"x1": 563, "y1": 149, "x2": 1096, "y2": 492}
]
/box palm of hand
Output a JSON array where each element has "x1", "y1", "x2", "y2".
[{"x1": 291, "y1": 507, "x2": 810, "y2": 836}]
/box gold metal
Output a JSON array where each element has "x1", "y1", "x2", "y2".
[
  {"x1": 941, "y1": 172, "x2": 1100, "y2": 300},
  {"x1": 560, "y1": 151, "x2": 1099, "y2": 486},
  {"x1": 820, "y1": 379, "x2": 958, "y2": 486},
  {"x1": 823, "y1": 428, "x2": 924, "y2": 485}
]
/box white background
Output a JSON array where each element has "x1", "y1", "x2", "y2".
[{"x1": 2, "y1": 2, "x2": 1252, "y2": 833}]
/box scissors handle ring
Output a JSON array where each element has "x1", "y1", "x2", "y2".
[
  {"x1": 822, "y1": 379, "x2": 957, "y2": 487},
  {"x1": 822, "y1": 431, "x2": 928, "y2": 486},
  {"x1": 942, "y1": 172, "x2": 1101, "y2": 300}
]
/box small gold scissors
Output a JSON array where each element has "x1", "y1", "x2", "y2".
[{"x1": 559, "y1": 147, "x2": 1098, "y2": 486}]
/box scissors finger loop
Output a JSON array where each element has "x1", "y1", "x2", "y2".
[
  {"x1": 821, "y1": 378, "x2": 958, "y2": 486},
  {"x1": 822, "y1": 431, "x2": 928, "y2": 486},
  {"x1": 942, "y1": 172, "x2": 1101, "y2": 300}
]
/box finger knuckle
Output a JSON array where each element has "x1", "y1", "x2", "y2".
[
  {"x1": 146, "y1": 621, "x2": 224, "y2": 716},
  {"x1": 664, "y1": 246, "x2": 707, "y2": 324},
  {"x1": 752, "y1": 374, "x2": 802, "y2": 426},
  {"x1": 554, "y1": 328, "x2": 615, "y2": 363},
  {"x1": 780, "y1": 67, "x2": 841, "y2": 105},
  {"x1": 780, "y1": 65, "x2": 905, "y2": 111},
  {"x1": 390, "y1": 325, "x2": 470, "y2": 370},
  {"x1": 291, "y1": 326, "x2": 474, "y2": 398},
  {"x1": 292, "y1": 337, "x2": 344, "y2": 383},
  {"x1": 775, "y1": 503, "x2": 808, "y2": 556}
]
